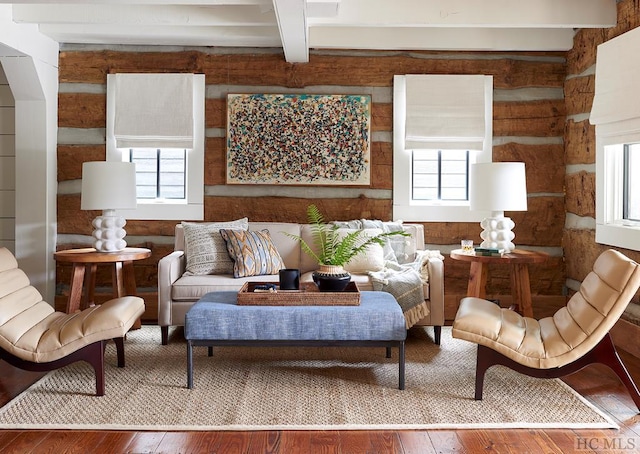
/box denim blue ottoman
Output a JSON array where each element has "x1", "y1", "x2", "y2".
[{"x1": 185, "y1": 290, "x2": 407, "y2": 389}]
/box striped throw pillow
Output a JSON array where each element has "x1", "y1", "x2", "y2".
[{"x1": 220, "y1": 229, "x2": 285, "y2": 278}]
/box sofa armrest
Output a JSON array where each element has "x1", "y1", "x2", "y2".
[
  {"x1": 158, "y1": 251, "x2": 185, "y2": 326},
  {"x1": 424, "y1": 255, "x2": 445, "y2": 326}
]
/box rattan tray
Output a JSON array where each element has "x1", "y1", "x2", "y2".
[{"x1": 237, "y1": 281, "x2": 360, "y2": 306}]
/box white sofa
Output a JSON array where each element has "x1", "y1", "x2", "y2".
[{"x1": 158, "y1": 222, "x2": 444, "y2": 345}]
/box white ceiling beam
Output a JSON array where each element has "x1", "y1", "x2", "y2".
[
  {"x1": 13, "y1": 4, "x2": 276, "y2": 26},
  {"x1": 272, "y1": 0, "x2": 308, "y2": 63},
  {"x1": 39, "y1": 24, "x2": 282, "y2": 47},
  {"x1": 1, "y1": 0, "x2": 271, "y2": 4},
  {"x1": 310, "y1": 27, "x2": 576, "y2": 51},
  {"x1": 307, "y1": 0, "x2": 340, "y2": 18},
  {"x1": 309, "y1": 0, "x2": 616, "y2": 28}
]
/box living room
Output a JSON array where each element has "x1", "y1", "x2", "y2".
[{"x1": 1, "y1": 0, "x2": 640, "y2": 452}]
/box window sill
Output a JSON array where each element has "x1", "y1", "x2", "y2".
[{"x1": 596, "y1": 223, "x2": 640, "y2": 252}]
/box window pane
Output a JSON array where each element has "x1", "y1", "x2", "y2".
[
  {"x1": 413, "y1": 188, "x2": 438, "y2": 200},
  {"x1": 128, "y1": 148, "x2": 186, "y2": 200},
  {"x1": 412, "y1": 149, "x2": 468, "y2": 201},
  {"x1": 626, "y1": 143, "x2": 640, "y2": 221}
]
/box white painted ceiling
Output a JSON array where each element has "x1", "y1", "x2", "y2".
[{"x1": 2, "y1": 0, "x2": 618, "y2": 62}]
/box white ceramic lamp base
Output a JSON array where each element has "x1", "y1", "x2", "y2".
[
  {"x1": 479, "y1": 215, "x2": 516, "y2": 252},
  {"x1": 91, "y1": 210, "x2": 128, "y2": 252}
]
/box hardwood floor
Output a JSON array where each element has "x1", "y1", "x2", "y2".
[{"x1": 0, "y1": 348, "x2": 639, "y2": 453}]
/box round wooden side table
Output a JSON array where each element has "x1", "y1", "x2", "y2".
[
  {"x1": 450, "y1": 248, "x2": 549, "y2": 318},
  {"x1": 54, "y1": 247, "x2": 151, "y2": 326}
]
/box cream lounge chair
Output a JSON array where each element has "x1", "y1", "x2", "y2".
[
  {"x1": 452, "y1": 249, "x2": 640, "y2": 411},
  {"x1": 0, "y1": 247, "x2": 145, "y2": 396}
]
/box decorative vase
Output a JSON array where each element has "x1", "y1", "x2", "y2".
[{"x1": 312, "y1": 265, "x2": 351, "y2": 292}]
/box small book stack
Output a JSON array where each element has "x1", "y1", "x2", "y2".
[{"x1": 474, "y1": 247, "x2": 505, "y2": 257}]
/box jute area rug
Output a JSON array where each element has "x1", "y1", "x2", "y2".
[{"x1": 0, "y1": 326, "x2": 616, "y2": 431}]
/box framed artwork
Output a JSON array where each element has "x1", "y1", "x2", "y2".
[{"x1": 226, "y1": 94, "x2": 371, "y2": 185}]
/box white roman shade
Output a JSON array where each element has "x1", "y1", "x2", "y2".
[
  {"x1": 404, "y1": 74, "x2": 491, "y2": 150},
  {"x1": 114, "y1": 73, "x2": 195, "y2": 149},
  {"x1": 590, "y1": 26, "x2": 640, "y2": 129}
]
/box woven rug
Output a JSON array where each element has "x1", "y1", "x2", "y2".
[{"x1": 0, "y1": 326, "x2": 616, "y2": 431}]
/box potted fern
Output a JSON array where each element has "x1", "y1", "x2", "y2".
[{"x1": 286, "y1": 204, "x2": 408, "y2": 291}]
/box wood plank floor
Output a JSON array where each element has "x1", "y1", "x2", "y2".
[{"x1": 0, "y1": 346, "x2": 639, "y2": 453}]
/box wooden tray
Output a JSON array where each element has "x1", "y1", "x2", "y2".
[{"x1": 237, "y1": 281, "x2": 360, "y2": 306}]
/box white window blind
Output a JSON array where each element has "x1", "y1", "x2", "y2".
[
  {"x1": 404, "y1": 75, "x2": 491, "y2": 150},
  {"x1": 590, "y1": 27, "x2": 640, "y2": 252},
  {"x1": 590, "y1": 26, "x2": 640, "y2": 129},
  {"x1": 113, "y1": 73, "x2": 194, "y2": 149}
]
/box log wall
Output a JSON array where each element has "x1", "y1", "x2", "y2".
[
  {"x1": 564, "y1": 0, "x2": 640, "y2": 346},
  {"x1": 56, "y1": 47, "x2": 568, "y2": 322}
]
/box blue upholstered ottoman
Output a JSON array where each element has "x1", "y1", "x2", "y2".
[{"x1": 185, "y1": 291, "x2": 407, "y2": 389}]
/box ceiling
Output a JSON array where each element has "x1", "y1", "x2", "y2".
[{"x1": 2, "y1": 0, "x2": 618, "y2": 63}]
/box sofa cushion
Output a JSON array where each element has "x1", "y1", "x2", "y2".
[
  {"x1": 182, "y1": 218, "x2": 249, "y2": 276},
  {"x1": 220, "y1": 229, "x2": 286, "y2": 278},
  {"x1": 172, "y1": 274, "x2": 280, "y2": 301}
]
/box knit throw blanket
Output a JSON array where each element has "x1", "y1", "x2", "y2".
[{"x1": 369, "y1": 250, "x2": 444, "y2": 329}]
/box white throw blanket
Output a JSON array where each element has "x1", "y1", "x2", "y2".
[{"x1": 369, "y1": 250, "x2": 444, "y2": 328}]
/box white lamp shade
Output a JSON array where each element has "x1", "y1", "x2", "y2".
[
  {"x1": 469, "y1": 162, "x2": 527, "y2": 213},
  {"x1": 81, "y1": 161, "x2": 137, "y2": 210}
]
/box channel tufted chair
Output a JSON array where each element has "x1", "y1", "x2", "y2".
[
  {"x1": 0, "y1": 247, "x2": 145, "y2": 396},
  {"x1": 452, "y1": 249, "x2": 640, "y2": 411}
]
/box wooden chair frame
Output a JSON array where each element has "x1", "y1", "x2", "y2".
[
  {"x1": 0, "y1": 337, "x2": 125, "y2": 396},
  {"x1": 474, "y1": 333, "x2": 640, "y2": 411}
]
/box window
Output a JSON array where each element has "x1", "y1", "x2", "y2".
[
  {"x1": 596, "y1": 139, "x2": 640, "y2": 249},
  {"x1": 128, "y1": 148, "x2": 186, "y2": 200},
  {"x1": 106, "y1": 74, "x2": 205, "y2": 220},
  {"x1": 393, "y1": 75, "x2": 493, "y2": 222},
  {"x1": 412, "y1": 149, "x2": 469, "y2": 201},
  {"x1": 590, "y1": 26, "x2": 640, "y2": 251}
]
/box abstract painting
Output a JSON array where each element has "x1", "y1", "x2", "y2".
[{"x1": 226, "y1": 94, "x2": 371, "y2": 185}]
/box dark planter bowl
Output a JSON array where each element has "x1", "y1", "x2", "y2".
[{"x1": 312, "y1": 270, "x2": 351, "y2": 292}]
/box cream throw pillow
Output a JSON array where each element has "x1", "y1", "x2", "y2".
[
  {"x1": 182, "y1": 218, "x2": 249, "y2": 275},
  {"x1": 336, "y1": 228, "x2": 385, "y2": 273}
]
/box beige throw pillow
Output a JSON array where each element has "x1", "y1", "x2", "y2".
[
  {"x1": 182, "y1": 218, "x2": 249, "y2": 275},
  {"x1": 336, "y1": 228, "x2": 386, "y2": 273}
]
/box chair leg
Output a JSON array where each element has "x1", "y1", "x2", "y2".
[
  {"x1": 83, "y1": 341, "x2": 106, "y2": 397},
  {"x1": 591, "y1": 334, "x2": 640, "y2": 411},
  {"x1": 161, "y1": 326, "x2": 169, "y2": 345},
  {"x1": 474, "y1": 345, "x2": 491, "y2": 400},
  {"x1": 114, "y1": 337, "x2": 125, "y2": 368}
]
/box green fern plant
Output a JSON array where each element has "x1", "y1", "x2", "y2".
[{"x1": 285, "y1": 204, "x2": 408, "y2": 267}]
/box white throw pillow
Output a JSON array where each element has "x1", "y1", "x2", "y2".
[
  {"x1": 336, "y1": 228, "x2": 385, "y2": 273},
  {"x1": 182, "y1": 218, "x2": 249, "y2": 275}
]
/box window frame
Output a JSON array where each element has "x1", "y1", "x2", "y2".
[
  {"x1": 105, "y1": 73, "x2": 205, "y2": 221},
  {"x1": 595, "y1": 123, "x2": 640, "y2": 251},
  {"x1": 392, "y1": 75, "x2": 493, "y2": 222}
]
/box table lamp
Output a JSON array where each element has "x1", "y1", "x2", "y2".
[
  {"x1": 469, "y1": 162, "x2": 527, "y2": 252},
  {"x1": 81, "y1": 161, "x2": 137, "y2": 252}
]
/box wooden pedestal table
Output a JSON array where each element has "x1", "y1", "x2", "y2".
[
  {"x1": 450, "y1": 249, "x2": 549, "y2": 318},
  {"x1": 54, "y1": 247, "x2": 151, "y2": 328}
]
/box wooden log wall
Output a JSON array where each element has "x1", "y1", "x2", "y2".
[
  {"x1": 56, "y1": 47, "x2": 568, "y2": 322},
  {"x1": 564, "y1": 0, "x2": 640, "y2": 350}
]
